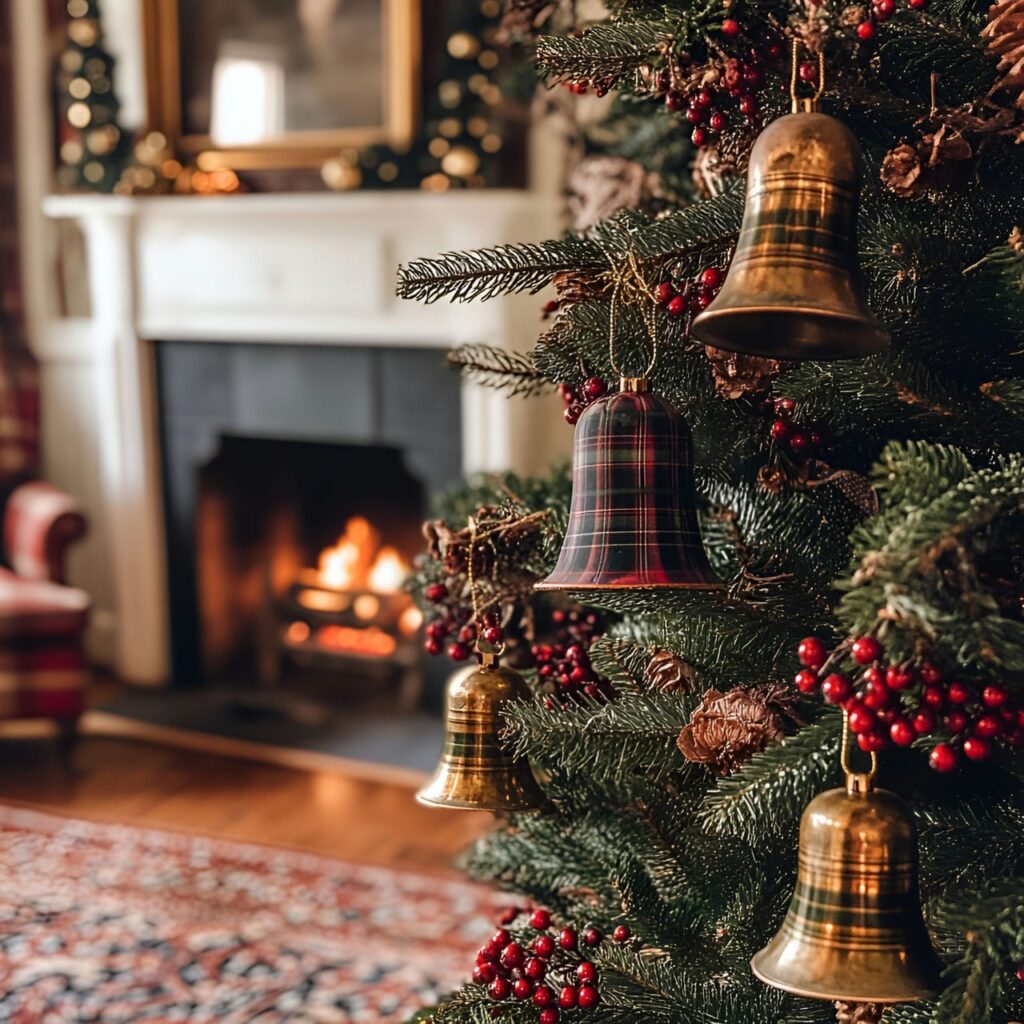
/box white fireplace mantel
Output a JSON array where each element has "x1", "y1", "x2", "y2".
[{"x1": 43, "y1": 190, "x2": 564, "y2": 685}]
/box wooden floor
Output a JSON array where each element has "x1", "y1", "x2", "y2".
[{"x1": 0, "y1": 729, "x2": 490, "y2": 877}]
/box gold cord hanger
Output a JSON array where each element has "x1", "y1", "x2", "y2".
[{"x1": 790, "y1": 39, "x2": 826, "y2": 113}]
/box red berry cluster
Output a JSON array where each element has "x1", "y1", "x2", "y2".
[
  {"x1": 766, "y1": 397, "x2": 827, "y2": 460},
  {"x1": 794, "y1": 635, "x2": 1024, "y2": 772},
  {"x1": 542, "y1": 299, "x2": 560, "y2": 320},
  {"x1": 653, "y1": 32, "x2": 783, "y2": 148},
  {"x1": 534, "y1": 611, "x2": 614, "y2": 707},
  {"x1": 856, "y1": 0, "x2": 927, "y2": 41},
  {"x1": 655, "y1": 266, "x2": 724, "y2": 322},
  {"x1": 560, "y1": 377, "x2": 609, "y2": 427},
  {"x1": 423, "y1": 597, "x2": 503, "y2": 662},
  {"x1": 561, "y1": 76, "x2": 614, "y2": 98},
  {"x1": 473, "y1": 908, "x2": 633, "y2": 1021}
]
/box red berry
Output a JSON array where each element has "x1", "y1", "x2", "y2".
[
  {"x1": 770, "y1": 418, "x2": 792, "y2": 442},
  {"x1": 856, "y1": 20, "x2": 876, "y2": 40},
  {"x1": 525, "y1": 957, "x2": 546, "y2": 980},
  {"x1": 862, "y1": 666, "x2": 884, "y2": 687},
  {"x1": 513, "y1": 978, "x2": 534, "y2": 1000},
  {"x1": 694, "y1": 88, "x2": 714, "y2": 107},
  {"x1": 788, "y1": 428, "x2": 811, "y2": 454},
  {"x1": 798, "y1": 636, "x2": 829, "y2": 670},
  {"x1": 489, "y1": 977, "x2": 512, "y2": 1000},
  {"x1": 709, "y1": 111, "x2": 727, "y2": 132},
  {"x1": 1017, "y1": 966, "x2": 1024, "y2": 983},
  {"x1": 947, "y1": 681, "x2": 971, "y2": 704},
  {"x1": 946, "y1": 709, "x2": 969, "y2": 734},
  {"x1": 863, "y1": 679, "x2": 892, "y2": 710},
  {"x1": 666, "y1": 90, "x2": 687, "y2": 111},
  {"x1": 459, "y1": 625, "x2": 477, "y2": 645},
  {"x1": 963, "y1": 736, "x2": 991, "y2": 761},
  {"x1": 885, "y1": 665, "x2": 915, "y2": 691},
  {"x1": 912, "y1": 708, "x2": 936, "y2": 735},
  {"x1": 851, "y1": 636, "x2": 882, "y2": 665},
  {"x1": 425, "y1": 582, "x2": 447, "y2": 602},
  {"x1": 929, "y1": 743, "x2": 958, "y2": 773},
  {"x1": 578, "y1": 985, "x2": 600, "y2": 1009},
  {"x1": 794, "y1": 669, "x2": 819, "y2": 694},
  {"x1": 582, "y1": 376, "x2": 607, "y2": 401},
  {"x1": 558, "y1": 986, "x2": 577, "y2": 1009},
  {"x1": 721, "y1": 17, "x2": 741, "y2": 36},
  {"x1": 533, "y1": 933, "x2": 556, "y2": 958},
  {"x1": 564, "y1": 405, "x2": 583, "y2": 426},
  {"x1": 822, "y1": 673, "x2": 853, "y2": 705},
  {"x1": 501, "y1": 942, "x2": 525, "y2": 969},
  {"x1": 691, "y1": 127, "x2": 709, "y2": 147},
  {"x1": 890, "y1": 718, "x2": 916, "y2": 746},
  {"x1": 975, "y1": 712, "x2": 1003, "y2": 738},
  {"x1": 539, "y1": 1010, "x2": 560, "y2": 1024},
  {"x1": 922, "y1": 684, "x2": 946, "y2": 709},
  {"x1": 473, "y1": 963, "x2": 497, "y2": 985},
  {"x1": 483, "y1": 625, "x2": 504, "y2": 645},
  {"x1": 582, "y1": 926, "x2": 601, "y2": 946},
  {"x1": 533, "y1": 984, "x2": 555, "y2": 1007},
  {"x1": 655, "y1": 281, "x2": 675, "y2": 306},
  {"x1": 920, "y1": 661, "x2": 943, "y2": 685},
  {"x1": 874, "y1": 0, "x2": 896, "y2": 15},
  {"x1": 448, "y1": 641, "x2": 470, "y2": 661},
  {"x1": 667, "y1": 294, "x2": 687, "y2": 317},
  {"x1": 774, "y1": 397, "x2": 797, "y2": 417},
  {"x1": 613, "y1": 924, "x2": 631, "y2": 943},
  {"x1": 700, "y1": 267, "x2": 724, "y2": 290},
  {"x1": 530, "y1": 908, "x2": 552, "y2": 930},
  {"x1": 492, "y1": 929, "x2": 511, "y2": 948},
  {"x1": 559, "y1": 927, "x2": 577, "y2": 951},
  {"x1": 738, "y1": 95, "x2": 758, "y2": 115},
  {"x1": 848, "y1": 704, "x2": 877, "y2": 734},
  {"x1": 983, "y1": 684, "x2": 1008, "y2": 708},
  {"x1": 686, "y1": 104, "x2": 707, "y2": 125},
  {"x1": 799, "y1": 61, "x2": 818, "y2": 83},
  {"x1": 907, "y1": 0, "x2": 926, "y2": 8},
  {"x1": 858, "y1": 729, "x2": 887, "y2": 753},
  {"x1": 577, "y1": 962, "x2": 598, "y2": 984},
  {"x1": 424, "y1": 637, "x2": 443, "y2": 656}
]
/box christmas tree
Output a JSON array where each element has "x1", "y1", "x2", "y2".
[
  {"x1": 399, "y1": 0, "x2": 1024, "y2": 1021},
  {"x1": 55, "y1": 0, "x2": 130, "y2": 192}
]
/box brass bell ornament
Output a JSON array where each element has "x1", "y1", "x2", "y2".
[
  {"x1": 691, "y1": 48, "x2": 889, "y2": 361},
  {"x1": 417, "y1": 650, "x2": 544, "y2": 812},
  {"x1": 752, "y1": 724, "x2": 943, "y2": 1004},
  {"x1": 536, "y1": 376, "x2": 722, "y2": 591}
]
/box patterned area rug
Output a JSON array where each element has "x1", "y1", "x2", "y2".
[{"x1": 0, "y1": 805, "x2": 498, "y2": 1022}]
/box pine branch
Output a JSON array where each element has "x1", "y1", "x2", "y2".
[
  {"x1": 701, "y1": 717, "x2": 844, "y2": 844},
  {"x1": 447, "y1": 343, "x2": 550, "y2": 397},
  {"x1": 536, "y1": 21, "x2": 674, "y2": 84},
  {"x1": 396, "y1": 237, "x2": 607, "y2": 304}
]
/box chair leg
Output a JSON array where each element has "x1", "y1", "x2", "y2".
[{"x1": 55, "y1": 715, "x2": 81, "y2": 774}]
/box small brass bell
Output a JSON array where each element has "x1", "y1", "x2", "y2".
[
  {"x1": 536, "y1": 377, "x2": 722, "y2": 591},
  {"x1": 417, "y1": 653, "x2": 544, "y2": 812},
  {"x1": 752, "y1": 772, "x2": 943, "y2": 1003},
  {"x1": 691, "y1": 110, "x2": 889, "y2": 360}
]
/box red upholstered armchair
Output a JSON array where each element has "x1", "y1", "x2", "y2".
[{"x1": 0, "y1": 481, "x2": 90, "y2": 758}]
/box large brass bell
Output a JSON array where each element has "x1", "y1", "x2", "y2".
[
  {"x1": 752, "y1": 772, "x2": 943, "y2": 1003},
  {"x1": 536, "y1": 377, "x2": 722, "y2": 591},
  {"x1": 691, "y1": 110, "x2": 889, "y2": 360},
  {"x1": 417, "y1": 653, "x2": 544, "y2": 812}
]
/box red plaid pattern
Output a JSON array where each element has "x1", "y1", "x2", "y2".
[
  {"x1": 538, "y1": 388, "x2": 723, "y2": 590},
  {"x1": 0, "y1": 484, "x2": 89, "y2": 725}
]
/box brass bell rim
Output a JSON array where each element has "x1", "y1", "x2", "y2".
[
  {"x1": 414, "y1": 791, "x2": 543, "y2": 812},
  {"x1": 750, "y1": 956, "x2": 938, "y2": 1004}
]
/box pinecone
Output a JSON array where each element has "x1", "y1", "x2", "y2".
[
  {"x1": 1010, "y1": 225, "x2": 1024, "y2": 252},
  {"x1": 677, "y1": 685, "x2": 789, "y2": 774},
  {"x1": 757, "y1": 464, "x2": 786, "y2": 494},
  {"x1": 835, "y1": 1002, "x2": 885, "y2": 1024},
  {"x1": 983, "y1": 0, "x2": 1024, "y2": 108},
  {"x1": 705, "y1": 345, "x2": 789, "y2": 400},
  {"x1": 645, "y1": 650, "x2": 696, "y2": 693}
]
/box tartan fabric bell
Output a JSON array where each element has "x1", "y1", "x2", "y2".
[{"x1": 536, "y1": 379, "x2": 722, "y2": 591}]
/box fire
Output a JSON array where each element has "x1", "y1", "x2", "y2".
[{"x1": 316, "y1": 517, "x2": 409, "y2": 593}]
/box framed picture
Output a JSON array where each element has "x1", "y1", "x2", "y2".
[{"x1": 142, "y1": 0, "x2": 421, "y2": 170}]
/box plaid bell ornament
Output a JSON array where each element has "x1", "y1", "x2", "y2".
[{"x1": 536, "y1": 377, "x2": 722, "y2": 590}]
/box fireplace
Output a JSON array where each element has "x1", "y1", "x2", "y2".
[{"x1": 158, "y1": 340, "x2": 461, "y2": 694}]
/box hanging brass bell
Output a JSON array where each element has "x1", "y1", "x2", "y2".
[
  {"x1": 691, "y1": 111, "x2": 889, "y2": 360},
  {"x1": 536, "y1": 378, "x2": 722, "y2": 591},
  {"x1": 417, "y1": 655, "x2": 544, "y2": 812},
  {"x1": 752, "y1": 773, "x2": 943, "y2": 1003}
]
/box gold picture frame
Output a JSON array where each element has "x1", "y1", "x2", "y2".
[{"x1": 142, "y1": 0, "x2": 421, "y2": 170}]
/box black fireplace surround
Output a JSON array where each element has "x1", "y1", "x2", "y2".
[{"x1": 156, "y1": 341, "x2": 462, "y2": 685}]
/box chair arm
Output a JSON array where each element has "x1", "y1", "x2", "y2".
[{"x1": 4, "y1": 481, "x2": 88, "y2": 585}]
